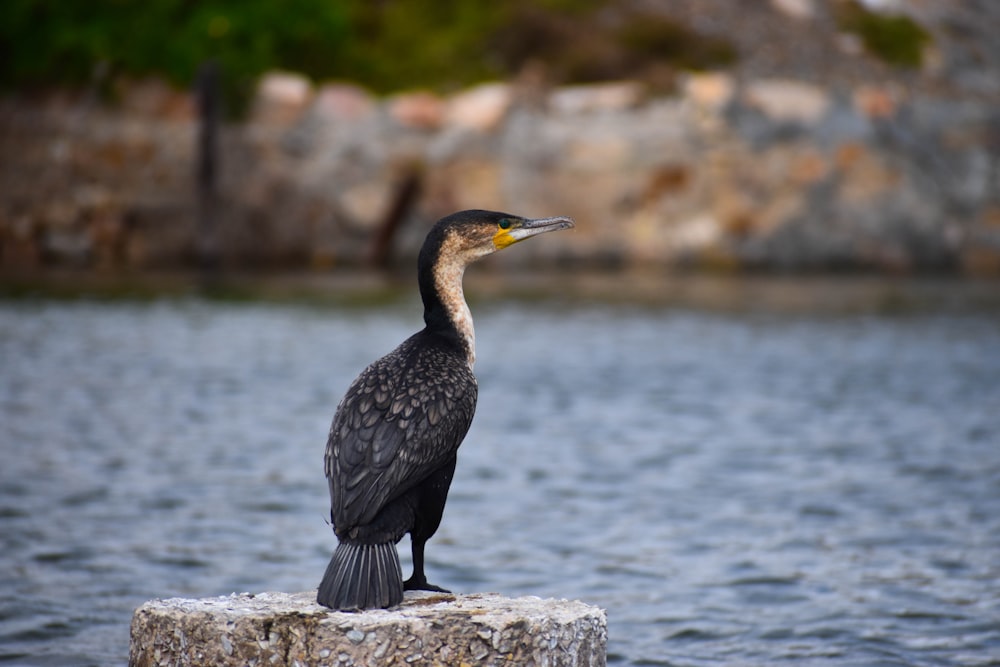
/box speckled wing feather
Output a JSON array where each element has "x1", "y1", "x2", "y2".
[{"x1": 325, "y1": 331, "x2": 477, "y2": 532}]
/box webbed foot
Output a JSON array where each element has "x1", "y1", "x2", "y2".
[{"x1": 403, "y1": 576, "x2": 451, "y2": 593}]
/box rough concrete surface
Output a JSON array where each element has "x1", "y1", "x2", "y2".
[{"x1": 129, "y1": 590, "x2": 607, "y2": 667}]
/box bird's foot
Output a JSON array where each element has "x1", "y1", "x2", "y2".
[{"x1": 403, "y1": 576, "x2": 451, "y2": 593}]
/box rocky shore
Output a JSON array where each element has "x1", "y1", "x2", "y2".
[{"x1": 2, "y1": 4, "x2": 999, "y2": 276}]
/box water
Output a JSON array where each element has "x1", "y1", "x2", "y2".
[{"x1": 1, "y1": 296, "x2": 999, "y2": 666}]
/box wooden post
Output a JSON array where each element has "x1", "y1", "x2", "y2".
[
  {"x1": 367, "y1": 167, "x2": 423, "y2": 269},
  {"x1": 129, "y1": 591, "x2": 606, "y2": 666},
  {"x1": 195, "y1": 61, "x2": 221, "y2": 280}
]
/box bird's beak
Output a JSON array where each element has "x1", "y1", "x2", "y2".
[
  {"x1": 493, "y1": 215, "x2": 575, "y2": 250},
  {"x1": 507, "y1": 216, "x2": 575, "y2": 243}
]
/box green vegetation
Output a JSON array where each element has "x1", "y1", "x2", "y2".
[
  {"x1": 837, "y1": 1, "x2": 931, "y2": 68},
  {"x1": 0, "y1": 0, "x2": 737, "y2": 110},
  {"x1": 0, "y1": 0, "x2": 350, "y2": 112}
]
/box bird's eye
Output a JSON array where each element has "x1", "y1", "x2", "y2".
[{"x1": 498, "y1": 219, "x2": 512, "y2": 230}]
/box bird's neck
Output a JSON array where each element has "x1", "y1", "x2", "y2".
[{"x1": 419, "y1": 244, "x2": 476, "y2": 368}]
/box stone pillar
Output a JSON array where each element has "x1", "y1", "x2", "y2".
[{"x1": 129, "y1": 591, "x2": 606, "y2": 666}]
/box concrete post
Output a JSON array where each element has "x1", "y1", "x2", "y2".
[{"x1": 129, "y1": 591, "x2": 606, "y2": 666}]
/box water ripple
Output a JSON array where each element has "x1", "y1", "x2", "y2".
[{"x1": 1, "y1": 300, "x2": 999, "y2": 665}]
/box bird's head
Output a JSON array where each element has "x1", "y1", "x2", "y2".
[
  {"x1": 418, "y1": 209, "x2": 574, "y2": 357},
  {"x1": 424, "y1": 209, "x2": 575, "y2": 267}
]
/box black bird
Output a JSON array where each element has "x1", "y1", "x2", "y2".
[{"x1": 317, "y1": 209, "x2": 574, "y2": 610}]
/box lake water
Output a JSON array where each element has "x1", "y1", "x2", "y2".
[{"x1": 1, "y1": 293, "x2": 999, "y2": 666}]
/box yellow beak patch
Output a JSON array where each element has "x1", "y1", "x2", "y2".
[{"x1": 493, "y1": 227, "x2": 517, "y2": 250}]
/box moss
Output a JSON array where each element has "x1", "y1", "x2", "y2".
[{"x1": 837, "y1": 1, "x2": 931, "y2": 68}]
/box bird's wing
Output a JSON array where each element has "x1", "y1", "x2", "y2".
[{"x1": 325, "y1": 340, "x2": 477, "y2": 531}]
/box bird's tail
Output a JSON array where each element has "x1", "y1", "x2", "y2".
[{"x1": 317, "y1": 541, "x2": 404, "y2": 610}]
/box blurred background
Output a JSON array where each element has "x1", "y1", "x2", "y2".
[
  {"x1": 1, "y1": 2, "x2": 999, "y2": 667},
  {"x1": 1, "y1": 0, "x2": 999, "y2": 282}
]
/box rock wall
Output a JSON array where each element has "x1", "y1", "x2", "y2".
[{"x1": 2, "y1": 70, "x2": 999, "y2": 274}]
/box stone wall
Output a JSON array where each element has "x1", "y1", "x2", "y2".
[{"x1": 2, "y1": 70, "x2": 999, "y2": 275}]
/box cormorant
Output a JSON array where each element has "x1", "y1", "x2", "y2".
[{"x1": 317, "y1": 209, "x2": 574, "y2": 611}]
